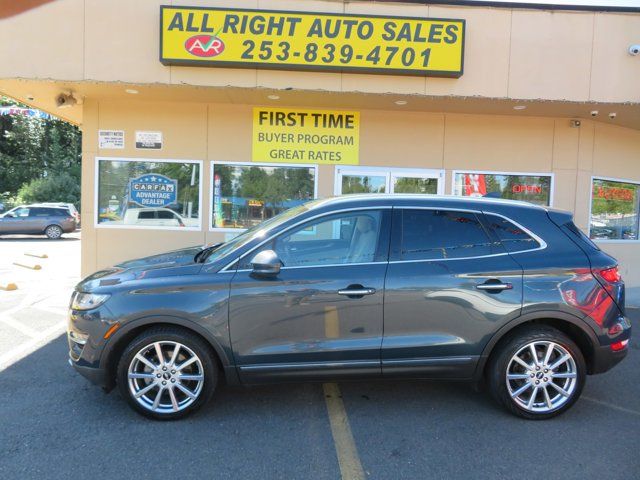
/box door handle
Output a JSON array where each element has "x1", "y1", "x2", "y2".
[
  {"x1": 338, "y1": 287, "x2": 376, "y2": 296},
  {"x1": 476, "y1": 282, "x2": 512, "y2": 291}
]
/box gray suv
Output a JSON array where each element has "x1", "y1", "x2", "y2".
[
  {"x1": 68, "y1": 195, "x2": 630, "y2": 420},
  {"x1": 0, "y1": 205, "x2": 77, "y2": 239}
]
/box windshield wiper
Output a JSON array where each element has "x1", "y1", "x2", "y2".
[{"x1": 194, "y1": 242, "x2": 223, "y2": 263}]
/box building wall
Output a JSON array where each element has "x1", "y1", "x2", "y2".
[
  {"x1": 0, "y1": 0, "x2": 638, "y2": 103},
  {"x1": 81, "y1": 99, "x2": 640, "y2": 286}
]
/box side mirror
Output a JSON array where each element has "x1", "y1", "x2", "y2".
[{"x1": 250, "y1": 249, "x2": 281, "y2": 276}]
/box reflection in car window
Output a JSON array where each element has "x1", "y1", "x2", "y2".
[
  {"x1": 240, "y1": 210, "x2": 383, "y2": 269},
  {"x1": 485, "y1": 214, "x2": 540, "y2": 253},
  {"x1": 400, "y1": 209, "x2": 496, "y2": 261},
  {"x1": 15, "y1": 208, "x2": 29, "y2": 217},
  {"x1": 206, "y1": 203, "x2": 312, "y2": 265}
]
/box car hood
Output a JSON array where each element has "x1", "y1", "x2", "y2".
[{"x1": 76, "y1": 245, "x2": 205, "y2": 291}]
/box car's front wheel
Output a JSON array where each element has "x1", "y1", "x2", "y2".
[
  {"x1": 117, "y1": 327, "x2": 218, "y2": 420},
  {"x1": 487, "y1": 326, "x2": 586, "y2": 420}
]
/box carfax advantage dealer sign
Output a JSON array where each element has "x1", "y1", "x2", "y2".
[{"x1": 160, "y1": 6, "x2": 465, "y2": 77}]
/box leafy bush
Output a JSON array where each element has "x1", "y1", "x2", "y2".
[{"x1": 17, "y1": 172, "x2": 80, "y2": 208}]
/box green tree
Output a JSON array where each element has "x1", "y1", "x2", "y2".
[
  {"x1": 0, "y1": 96, "x2": 82, "y2": 207},
  {"x1": 17, "y1": 172, "x2": 80, "y2": 205}
]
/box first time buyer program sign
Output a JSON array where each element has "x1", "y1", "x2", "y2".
[
  {"x1": 253, "y1": 108, "x2": 359, "y2": 165},
  {"x1": 160, "y1": 6, "x2": 465, "y2": 76}
]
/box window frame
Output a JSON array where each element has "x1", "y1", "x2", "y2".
[
  {"x1": 334, "y1": 166, "x2": 445, "y2": 196},
  {"x1": 450, "y1": 169, "x2": 555, "y2": 207},
  {"x1": 210, "y1": 161, "x2": 319, "y2": 233},
  {"x1": 94, "y1": 156, "x2": 203, "y2": 231},
  {"x1": 588, "y1": 175, "x2": 640, "y2": 244}
]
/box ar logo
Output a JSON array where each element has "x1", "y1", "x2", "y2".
[{"x1": 184, "y1": 34, "x2": 225, "y2": 57}]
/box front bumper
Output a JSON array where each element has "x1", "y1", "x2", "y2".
[
  {"x1": 69, "y1": 358, "x2": 109, "y2": 387},
  {"x1": 67, "y1": 301, "x2": 117, "y2": 390}
]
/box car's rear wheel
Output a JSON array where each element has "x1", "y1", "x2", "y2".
[
  {"x1": 44, "y1": 224, "x2": 63, "y2": 239},
  {"x1": 117, "y1": 327, "x2": 218, "y2": 420},
  {"x1": 487, "y1": 326, "x2": 586, "y2": 420}
]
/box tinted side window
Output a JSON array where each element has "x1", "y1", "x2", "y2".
[
  {"x1": 138, "y1": 211, "x2": 156, "y2": 219},
  {"x1": 54, "y1": 208, "x2": 69, "y2": 216},
  {"x1": 400, "y1": 209, "x2": 496, "y2": 260},
  {"x1": 29, "y1": 208, "x2": 52, "y2": 217},
  {"x1": 157, "y1": 211, "x2": 175, "y2": 219},
  {"x1": 240, "y1": 210, "x2": 387, "y2": 269},
  {"x1": 484, "y1": 214, "x2": 540, "y2": 253}
]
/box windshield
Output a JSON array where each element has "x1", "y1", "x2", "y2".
[{"x1": 205, "y1": 203, "x2": 311, "y2": 264}]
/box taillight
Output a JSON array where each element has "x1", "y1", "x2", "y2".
[
  {"x1": 593, "y1": 266, "x2": 622, "y2": 284},
  {"x1": 611, "y1": 339, "x2": 629, "y2": 352}
]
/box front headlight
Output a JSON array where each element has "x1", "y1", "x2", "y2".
[{"x1": 71, "y1": 292, "x2": 110, "y2": 311}]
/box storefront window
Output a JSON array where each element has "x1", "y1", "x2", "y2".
[
  {"x1": 392, "y1": 176, "x2": 439, "y2": 194},
  {"x1": 97, "y1": 158, "x2": 201, "y2": 229},
  {"x1": 212, "y1": 163, "x2": 316, "y2": 230},
  {"x1": 341, "y1": 174, "x2": 386, "y2": 194},
  {"x1": 336, "y1": 167, "x2": 443, "y2": 195},
  {"x1": 452, "y1": 171, "x2": 552, "y2": 206},
  {"x1": 590, "y1": 178, "x2": 640, "y2": 240}
]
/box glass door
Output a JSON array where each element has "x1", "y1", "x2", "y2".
[
  {"x1": 390, "y1": 172, "x2": 441, "y2": 194},
  {"x1": 335, "y1": 167, "x2": 444, "y2": 196}
]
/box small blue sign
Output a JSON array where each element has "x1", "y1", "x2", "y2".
[{"x1": 129, "y1": 174, "x2": 178, "y2": 208}]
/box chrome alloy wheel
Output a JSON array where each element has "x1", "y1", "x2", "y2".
[
  {"x1": 127, "y1": 341, "x2": 205, "y2": 414},
  {"x1": 45, "y1": 225, "x2": 62, "y2": 239},
  {"x1": 506, "y1": 341, "x2": 578, "y2": 413}
]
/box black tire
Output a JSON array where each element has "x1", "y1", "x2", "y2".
[
  {"x1": 45, "y1": 224, "x2": 63, "y2": 239},
  {"x1": 487, "y1": 326, "x2": 586, "y2": 420},
  {"x1": 117, "y1": 326, "x2": 218, "y2": 420}
]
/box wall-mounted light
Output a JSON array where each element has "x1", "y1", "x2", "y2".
[
  {"x1": 394, "y1": 100, "x2": 408, "y2": 106},
  {"x1": 125, "y1": 89, "x2": 139, "y2": 94},
  {"x1": 513, "y1": 105, "x2": 526, "y2": 110},
  {"x1": 267, "y1": 94, "x2": 280, "y2": 100}
]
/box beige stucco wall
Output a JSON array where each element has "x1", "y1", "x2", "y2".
[
  {"x1": 0, "y1": 0, "x2": 638, "y2": 103},
  {"x1": 81, "y1": 98, "x2": 640, "y2": 288}
]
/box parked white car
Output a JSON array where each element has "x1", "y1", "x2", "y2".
[{"x1": 122, "y1": 208, "x2": 186, "y2": 227}]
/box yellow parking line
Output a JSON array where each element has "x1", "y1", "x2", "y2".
[{"x1": 323, "y1": 383, "x2": 366, "y2": 480}]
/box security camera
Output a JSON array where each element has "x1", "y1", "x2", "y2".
[
  {"x1": 629, "y1": 45, "x2": 640, "y2": 56},
  {"x1": 55, "y1": 92, "x2": 77, "y2": 108},
  {"x1": 570, "y1": 119, "x2": 581, "y2": 128},
  {"x1": 609, "y1": 112, "x2": 617, "y2": 119},
  {"x1": 590, "y1": 110, "x2": 599, "y2": 117}
]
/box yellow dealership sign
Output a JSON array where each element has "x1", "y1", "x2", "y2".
[
  {"x1": 160, "y1": 6, "x2": 465, "y2": 77},
  {"x1": 252, "y1": 108, "x2": 359, "y2": 165}
]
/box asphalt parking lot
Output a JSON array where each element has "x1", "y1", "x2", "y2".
[{"x1": 1, "y1": 234, "x2": 639, "y2": 479}]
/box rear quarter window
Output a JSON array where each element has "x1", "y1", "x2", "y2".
[
  {"x1": 484, "y1": 214, "x2": 541, "y2": 253},
  {"x1": 399, "y1": 209, "x2": 497, "y2": 261}
]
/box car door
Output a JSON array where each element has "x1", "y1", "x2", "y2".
[
  {"x1": 0, "y1": 207, "x2": 32, "y2": 234},
  {"x1": 382, "y1": 207, "x2": 523, "y2": 378},
  {"x1": 228, "y1": 208, "x2": 391, "y2": 383},
  {"x1": 29, "y1": 207, "x2": 56, "y2": 233}
]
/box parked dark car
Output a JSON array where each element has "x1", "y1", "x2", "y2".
[
  {"x1": 68, "y1": 195, "x2": 630, "y2": 420},
  {"x1": 0, "y1": 205, "x2": 76, "y2": 238}
]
